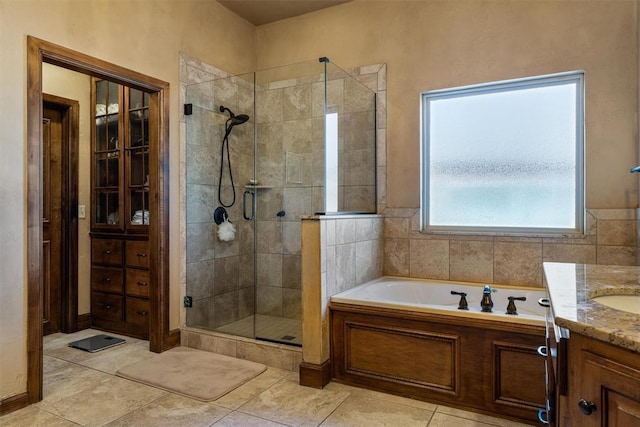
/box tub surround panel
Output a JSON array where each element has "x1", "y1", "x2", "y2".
[
  {"x1": 346, "y1": 323, "x2": 459, "y2": 392},
  {"x1": 384, "y1": 208, "x2": 638, "y2": 287},
  {"x1": 330, "y1": 304, "x2": 545, "y2": 424}
]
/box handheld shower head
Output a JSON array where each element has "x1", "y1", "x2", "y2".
[
  {"x1": 230, "y1": 114, "x2": 250, "y2": 126},
  {"x1": 220, "y1": 105, "x2": 250, "y2": 127}
]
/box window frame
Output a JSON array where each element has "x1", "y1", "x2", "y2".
[{"x1": 420, "y1": 71, "x2": 585, "y2": 236}]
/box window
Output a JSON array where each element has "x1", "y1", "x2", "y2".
[{"x1": 421, "y1": 71, "x2": 584, "y2": 235}]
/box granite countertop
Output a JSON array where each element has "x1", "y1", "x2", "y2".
[{"x1": 543, "y1": 262, "x2": 640, "y2": 353}]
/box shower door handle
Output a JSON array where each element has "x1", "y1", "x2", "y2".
[{"x1": 243, "y1": 190, "x2": 255, "y2": 220}]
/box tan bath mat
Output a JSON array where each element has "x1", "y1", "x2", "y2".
[{"x1": 116, "y1": 347, "x2": 267, "y2": 401}]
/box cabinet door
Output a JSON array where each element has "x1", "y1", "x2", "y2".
[
  {"x1": 92, "y1": 80, "x2": 124, "y2": 229},
  {"x1": 125, "y1": 88, "x2": 150, "y2": 229},
  {"x1": 578, "y1": 351, "x2": 640, "y2": 426}
]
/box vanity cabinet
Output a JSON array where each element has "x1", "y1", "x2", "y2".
[
  {"x1": 564, "y1": 333, "x2": 640, "y2": 426},
  {"x1": 90, "y1": 79, "x2": 152, "y2": 339}
]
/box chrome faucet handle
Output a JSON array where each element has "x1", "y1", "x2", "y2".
[
  {"x1": 506, "y1": 296, "x2": 527, "y2": 315},
  {"x1": 450, "y1": 290, "x2": 469, "y2": 310}
]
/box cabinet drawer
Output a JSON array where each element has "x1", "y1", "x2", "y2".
[
  {"x1": 126, "y1": 297, "x2": 150, "y2": 326},
  {"x1": 91, "y1": 292, "x2": 123, "y2": 322},
  {"x1": 126, "y1": 269, "x2": 150, "y2": 297},
  {"x1": 92, "y1": 239, "x2": 124, "y2": 266},
  {"x1": 91, "y1": 267, "x2": 123, "y2": 293},
  {"x1": 126, "y1": 240, "x2": 149, "y2": 268}
]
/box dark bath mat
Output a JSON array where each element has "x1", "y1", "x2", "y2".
[{"x1": 68, "y1": 334, "x2": 125, "y2": 353}]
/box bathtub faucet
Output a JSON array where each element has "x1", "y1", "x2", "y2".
[
  {"x1": 481, "y1": 285, "x2": 494, "y2": 313},
  {"x1": 450, "y1": 290, "x2": 469, "y2": 310},
  {"x1": 506, "y1": 296, "x2": 527, "y2": 315}
]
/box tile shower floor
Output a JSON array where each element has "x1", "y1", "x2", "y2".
[
  {"x1": 1, "y1": 329, "x2": 530, "y2": 426},
  {"x1": 215, "y1": 315, "x2": 302, "y2": 346}
]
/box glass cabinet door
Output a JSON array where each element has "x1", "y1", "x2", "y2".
[
  {"x1": 93, "y1": 80, "x2": 122, "y2": 227},
  {"x1": 126, "y1": 88, "x2": 150, "y2": 226}
]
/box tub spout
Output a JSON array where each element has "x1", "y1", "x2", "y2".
[{"x1": 481, "y1": 285, "x2": 494, "y2": 313}]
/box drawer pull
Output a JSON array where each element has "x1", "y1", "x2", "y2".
[
  {"x1": 537, "y1": 345, "x2": 548, "y2": 358},
  {"x1": 103, "y1": 277, "x2": 111, "y2": 282},
  {"x1": 538, "y1": 297, "x2": 550, "y2": 308},
  {"x1": 103, "y1": 250, "x2": 112, "y2": 255},
  {"x1": 104, "y1": 304, "x2": 112, "y2": 310},
  {"x1": 137, "y1": 310, "x2": 148, "y2": 316},
  {"x1": 137, "y1": 253, "x2": 148, "y2": 257},
  {"x1": 578, "y1": 398, "x2": 597, "y2": 415},
  {"x1": 137, "y1": 281, "x2": 149, "y2": 287}
]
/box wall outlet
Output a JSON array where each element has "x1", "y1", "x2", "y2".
[
  {"x1": 78, "y1": 205, "x2": 86, "y2": 219},
  {"x1": 183, "y1": 296, "x2": 193, "y2": 308}
]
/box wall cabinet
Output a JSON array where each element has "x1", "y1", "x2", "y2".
[
  {"x1": 90, "y1": 80, "x2": 151, "y2": 339},
  {"x1": 564, "y1": 333, "x2": 640, "y2": 426}
]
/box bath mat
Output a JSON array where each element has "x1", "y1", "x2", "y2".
[
  {"x1": 115, "y1": 347, "x2": 267, "y2": 401},
  {"x1": 68, "y1": 334, "x2": 125, "y2": 353}
]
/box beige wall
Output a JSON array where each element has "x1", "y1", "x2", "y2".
[
  {"x1": 0, "y1": 0, "x2": 255, "y2": 400},
  {"x1": 2, "y1": 0, "x2": 639, "y2": 403},
  {"x1": 256, "y1": 0, "x2": 639, "y2": 209},
  {"x1": 42, "y1": 63, "x2": 92, "y2": 314}
]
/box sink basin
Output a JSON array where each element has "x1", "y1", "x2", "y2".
[{"x1": 592, "y1": 295, "x2": 640, "y2": 314}]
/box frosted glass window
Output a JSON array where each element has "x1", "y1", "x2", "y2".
[{"x1": 421, "y1": 72, "x2": 584, "y2": 235}]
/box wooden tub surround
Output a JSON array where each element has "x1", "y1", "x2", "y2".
[{"x1": 330, "y1": 302, "x2": 546, "y2": 424}]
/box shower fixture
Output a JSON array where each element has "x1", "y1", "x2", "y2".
[
  {"x1": 220, "y1": 105, "x2": 250, "y2": 127},
  {"x1": 218, "y1": 105, "x2": 250, "y2": 208}
]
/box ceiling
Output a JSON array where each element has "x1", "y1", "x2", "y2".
[{"x1": 217, "y1": 0, "x2": 351, "y2": 26}]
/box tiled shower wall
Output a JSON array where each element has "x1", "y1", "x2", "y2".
[
  {"x1": 180, "y1": 55, "x2": 382, "y2": 329},
  {"x1": 253, "y1": 67, "x2": 378, "y2": 320},
  {"x1": 181, "y1": 55, "x2": 256, "y2": 330},
  {"x1": 382, "y1": 208, "x2": 638, "y2": 287}
]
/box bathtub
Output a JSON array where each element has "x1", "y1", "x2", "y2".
[
  {"x1": 331, "y1": 276, "x2": 546, "y2": 326},
  {"x1": 329, "y1": 276, "x2": 547, "y2": 424}
]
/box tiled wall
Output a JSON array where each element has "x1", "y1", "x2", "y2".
[
  {"x1": 301, "y1": 215, "x2": 384, "y2": 365},
  {"x1": 180, "y1": 55, "x2": 256, "y2": 330},
  {"x1": 383, "y1": 208, "x2": 638, "y2": 287}
]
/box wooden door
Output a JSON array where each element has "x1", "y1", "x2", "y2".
[{"x1": 42, "y1": 105, "x2": 64, "y2": 335}]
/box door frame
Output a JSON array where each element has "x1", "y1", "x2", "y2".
[
  {"x1": 42, "y1": 93, "x2": 80, "y2": 335},
  {"x1": 26, "y1": 36, "x2": 171, "y2": 403}
]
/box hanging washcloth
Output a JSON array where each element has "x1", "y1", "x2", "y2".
[{"x1": 217, "y1": 215, "x2": 236, "y2": 241}]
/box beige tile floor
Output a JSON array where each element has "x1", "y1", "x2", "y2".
[{"x1": 1, "y1": 329, "x2": 530, "y2": 426}]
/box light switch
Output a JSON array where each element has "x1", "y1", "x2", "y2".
[{"x1": 78, "y1": 205, "x2": 86, "y2": 219}]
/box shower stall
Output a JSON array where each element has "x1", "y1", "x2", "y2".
[{"x1": 184, "y1": 58, "x2": 376, "y2": 346}]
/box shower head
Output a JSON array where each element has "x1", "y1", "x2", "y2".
[
  {"x1": 220, "y1": 105, "x2": 250, "y2": 127},
  {"x1": 230, "y1": 114, "x2": 250, "y2": 126}
]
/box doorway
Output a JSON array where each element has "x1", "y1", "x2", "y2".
[
  {"x1": 42, "y1": 94, "x2": 80, "y2": 336},
  {"x1": 26, "y1": 36, "x2": 171, "y2": 404}
]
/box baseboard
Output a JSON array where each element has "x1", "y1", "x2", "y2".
[
  {"x1": 299, "y1": 360, "x2": 331, "y2": 389},
  {"x1": 165, "y1": 328, "x2": 181, "y2": 350},
  {"x1": 0, "y1": 392, "x2": 29, "y2": 416},
  {"x1": 77, "y1": 313, "x2": 91, "y2": 330}
]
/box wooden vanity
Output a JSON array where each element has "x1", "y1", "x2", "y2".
[{"x1": 542, "y1": 262, "x2": 640, "y2": 426}]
